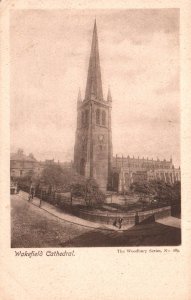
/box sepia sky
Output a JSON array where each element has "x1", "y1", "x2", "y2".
[{"x1": 10, "y1": 9, "x2": 180, "y2": 167}]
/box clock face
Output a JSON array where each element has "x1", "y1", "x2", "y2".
[{"x1": 98, "y1": 134, "x2": 104, "y2": 142}]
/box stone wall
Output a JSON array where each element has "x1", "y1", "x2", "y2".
[{"x1": 77, "y1": 206, "x2": 171, "y2": 226}]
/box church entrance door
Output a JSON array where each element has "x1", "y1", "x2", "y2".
[{"x1": 113, "y1": 173, "x2": 119, "y2": 191}]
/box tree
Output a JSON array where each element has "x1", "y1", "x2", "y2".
[
  {"x1": 130, "y1": 181, "x2": 151, "y2": 195},
  {"x1": 40, "y1": 164, "x2": 105, "y2": 207},
  {"x1": 41, "y1": 164, "x2": 65, "y2": 187},
  {"x1": 139, "y1": 195, "x2": 148, "y2": 211},
  {"x1": 85, "y1": 178, "x2": 105, "y2": 206},
  {"x1": 16, "y1": 170, "x2": 40, "y2": 193},
  {"x1": 130, "y1": 180, "x2": 181, "y2": 211},
  {"x1": 170, "y1": 181, "x2": 181, "y2": 216},
  {"x1": 41, "y1": 164, "x2": 86, "y2": 191},
  {"x1": 71, "y1": 178, "x2": 105, "y2": 207}
]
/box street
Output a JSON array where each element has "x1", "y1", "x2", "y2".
[{"x1": 11, "y1": 193, "x2": 181, "y2": 247}]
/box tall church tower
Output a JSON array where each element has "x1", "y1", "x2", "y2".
[{"x1": 74, "y1": 20, "x2": 113, "y2": 191}]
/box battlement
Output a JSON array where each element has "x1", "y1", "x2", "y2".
[{"x1": 113, "y1": 155, "x2": 173, "y2": 170}]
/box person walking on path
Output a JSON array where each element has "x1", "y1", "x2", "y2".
[
  {"x1": 28, "y1": 186, "x2": 35, "y2": 202},
  {"x1": 118, "y1": 217, "x2": 123, "y2": 229},
  {"x1": 28, "y1": 192, "x2": 32, "y2": 202}
]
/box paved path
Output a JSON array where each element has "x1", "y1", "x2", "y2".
[
  {"x1": 16, "y1": 191, "x2": 133, "y2": 232},
  {"x1": 156, "y1": 216, "x2": 181, "y2": 228}
]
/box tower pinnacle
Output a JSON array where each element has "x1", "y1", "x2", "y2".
[
  {"x1": 107, "y1": 87, "x2": 112, "y2": 102},
  {"x1": 85, "y1": 20, "x2": 103, "y2": 101}
]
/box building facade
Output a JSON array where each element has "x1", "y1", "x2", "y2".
[
  {"x1": 11, "y1": 150, "x2": 73, "y2": 181},
  {"x1": 112, "y1": 155, "x2": 181, "y2": 192},
  {"x1": 10, "y1": 149, "x2": 39, "y2": 179},
  {"x1": 74, "y1": 21, "x2": 181, "y2": 192}
]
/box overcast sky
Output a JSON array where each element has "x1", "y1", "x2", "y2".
[{"x1": 10, "y1": 9, "x2": 180, "y2": 167}]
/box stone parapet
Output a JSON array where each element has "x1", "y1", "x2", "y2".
[{"x1": 76, "y1": 206, "x2": 171, "y2": 226}]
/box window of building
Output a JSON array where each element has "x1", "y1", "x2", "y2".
[
  {"x1": 81, "y1": 111, "x2": 85, "y2": 126},
  {"x1": 102, "y1": 110, "x2": 106, "y2": 126},
  {"x1": 96, "y1": 109, "x2": 100, "y2": 125}
]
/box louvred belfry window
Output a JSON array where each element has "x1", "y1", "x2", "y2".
[
  {"x1": 102, "y1": 110, "x2": 106, "y2": 126},
  {"x1": 85, "y1": 110, "x2": 89, "y2": 126}
]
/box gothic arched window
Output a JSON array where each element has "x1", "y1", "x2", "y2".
[
  {"x1": 85, "y1": 110, "x2": 89, "y2": 126},
  {"x1": 96, "y1": 109, "x2": 100, "y2": 125},
  {"x1": 102, "y1": 110, "x2": 106, "y2": 126}
]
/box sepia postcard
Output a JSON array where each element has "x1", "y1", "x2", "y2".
[{"x1": 0, "y1": 0, "x2": 191, "y2": 299}]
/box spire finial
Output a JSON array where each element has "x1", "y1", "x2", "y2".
[
  {"x1": 85, "y1": 20, "x2": 103, "y2": 101},
  {"x1": 93, "y1": 18, "x2": 97, "y2": 33}
]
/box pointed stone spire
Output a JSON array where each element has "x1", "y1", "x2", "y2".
[
  {"x1": 85, "y1": 20, "x2": 103, "y2": 101},
  {"x1": 107, "y1": 87, "x2": 112, "y2": 102},
  {"x1": 77, "y1": 88, "x2": 82, "y2": 102}
]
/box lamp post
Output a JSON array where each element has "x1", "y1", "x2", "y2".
[
  {"x1": 39, "y1": 189, "x2": 42, "y2": 208},
  {"x1": 39, "y1": 179, "x2": 45, "y2": 208},
  {"x1": 70, "y1": 187, "x2": 73, "y2": 206}
]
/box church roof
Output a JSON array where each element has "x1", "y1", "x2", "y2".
[
  {"x1": 85, "y1": 20, "x2": 103, "y2": 101},
  {"x1": 10, "y1": 151, "x2": 37, "y2": 162}
]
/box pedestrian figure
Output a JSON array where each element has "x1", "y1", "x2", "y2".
[
  {"x1": 28, "y1": 185, "x2": 34, "y2": 202},
  {"x1": 17, "y1": 185, "x2": 20, "y2": 194},
  {"x1": 28, "y1": 193, "x2": 32, "y2": 202},
  {"x1": 135, "y1": 211, "x2": 139, "y2": 225},
  {"x1": 113, "y1": 218, "x2": 117, "y2": 227},
  {"x1": 118, "y1": 217, "x2": 123, "y2": 229}
]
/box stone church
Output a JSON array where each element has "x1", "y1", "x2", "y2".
[{"x1": 74, "y1": 21, "x2": 180, "y2": 192}]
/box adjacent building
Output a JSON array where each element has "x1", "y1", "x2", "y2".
[
  {"x1": 10, "y1": 150, "x2": 73, "y2": 181},
  {"x1": 112, "y1": 155, "x2": 181, "y2": 192},
  {"x1": 10, "y1": 149, "x2": 39, "y2": 179}
]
